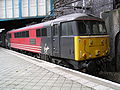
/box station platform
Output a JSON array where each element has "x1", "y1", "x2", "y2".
[{"x1": 0, "y1": 47, "x2": 119, "y2": 90}]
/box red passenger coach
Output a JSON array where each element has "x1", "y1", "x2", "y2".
[{"x1": 8, "y1": 25, "x2": 44, "y2": 54}]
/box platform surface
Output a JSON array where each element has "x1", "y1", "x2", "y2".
[{"x1": 0, "y1": 47, "x2": 119, "y2": 90}]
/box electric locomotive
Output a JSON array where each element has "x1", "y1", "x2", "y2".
[{"x1": 6, "y1": 13, "x2": 110, "y2": 72}]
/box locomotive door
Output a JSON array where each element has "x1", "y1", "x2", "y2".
[{"x1": 51, "y1": 23, "x2": 60, "y2": 57}]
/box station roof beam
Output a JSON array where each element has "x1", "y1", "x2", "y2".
[{"x1": 0, "y1": 0, "x2": 53, "y2": 21}]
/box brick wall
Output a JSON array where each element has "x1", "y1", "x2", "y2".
[
  {"x1": 92, "y1": 0, "x2": 113, "y2": 17},
  {"x1": 54, "y1": 0, "x2": 113, "y2": 17}
]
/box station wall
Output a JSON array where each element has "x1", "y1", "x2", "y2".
[{"x1": 102, "y1": 9, "x2": 120, "y2": 58}]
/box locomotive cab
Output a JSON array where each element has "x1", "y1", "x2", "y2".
[
  {"x1": 74, "y1": 20, "x2": 109, "y2": 61},
  {"x1": 59, "y1": 19, "x2": 109, "y2": 60},
  {"x1": 57, "y1": 16, "x2": 110, "y2": 71}
]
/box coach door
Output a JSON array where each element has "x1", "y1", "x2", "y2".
[{"x1": 51, "y1": 23, "x2": 60, "y2": 57}]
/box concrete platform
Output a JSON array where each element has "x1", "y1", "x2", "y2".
[{"x1": 0, "y1": 47, "x2": 119, "y2": 90}]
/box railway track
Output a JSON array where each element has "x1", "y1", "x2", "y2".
[
  {"x1": 98, "y1": 71, "x2": 120, "y2": 84},
  {"x1": 30, "y1": 52, "x2": 120, "y2": 84}
]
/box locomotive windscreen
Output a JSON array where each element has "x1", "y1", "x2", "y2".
[{"x1": 77, "y1": 20, "x2": 107, "y2": 35}]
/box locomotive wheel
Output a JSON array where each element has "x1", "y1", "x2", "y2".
[
  {"x1": 44, "y1": 55, "x2": 51, "y2": 62},
  {"x1": 116, "y1": 35, "x2": 120, "y2": 72},
  {"x1": 51, "y1": 58, "x2": 74, "y2": 69}
]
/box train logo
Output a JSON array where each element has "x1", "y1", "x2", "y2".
[{"x1": 44, "y1": 44, "x2": 49, "y2": 54}]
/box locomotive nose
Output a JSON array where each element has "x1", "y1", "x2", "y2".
[{"x1": 74, "y1": 35, "x2": 109, "y2": 61}]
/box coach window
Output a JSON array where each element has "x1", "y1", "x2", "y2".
[
  {"x1": 22, "y1": 31, "x2": 25, "y2": 37},
  {"x1": 17, "y1": 33, "x2": 19, "y2": 38},
  {"x1": 21, "y1": 32, "x2": 23, "y2": 37},
  {"x1": 9, "y1": 34, "x2": 11, "y2": 38},
  {"x1": 36, "y1": 28, "x2": 47, "y2": 37},
  {"x1": 15, "y1": 32, "x2": 19, "y2": 38},
  {"x1": 21, "y1": 31, "x2": 24, "y2": 37},
  {"x1": 17, "y1": 32, "x2": 19, "y2": 38},
  {"x1": 41, "y1": 28, "x2": 47, "y2": 36},
  {"x1": 20, "y1": 32, "x2": 21, "y2": 37},
  {"x1": 36, "y1": 29, "x2": 42, "y2": 37},
  {"x1": 14, "y1": 33, "x2": 16, "y2": 38},
  {"x1": 15, "y1": 33, "x2": 18, "y2": 38},
  {"x1": 36, "y1": 29, "x2": 40, "y2": 37},
  {"x1": 8, "y1": 34, "x2": 11, "y2": 38},
  {"x1": 18, "y1": 32, "x2": 20, "y2": 38},
  {"x1": 15, "y1": 33, "x2": 16, "y2": 38},
  {"x1": 20, "y1": 32, "x2": 22, "y2": 38},
  {"x1": 61, "y1": 22, "x2": 73, "y2": 36},
  {"x1": 26, "y1": 31, "x2": 29, "y2": 37},
  {"x1": 16, "y1": 33, "x2": 18, "y2": 38}
]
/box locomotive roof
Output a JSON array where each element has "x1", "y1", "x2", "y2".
[
  {"x1": 54, "y1": 13, "x2": 88, "y2": 22},
  {"x1": 9, "y1": 13, "x2": 103, "y2": 33}
]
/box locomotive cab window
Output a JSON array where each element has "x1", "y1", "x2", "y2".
[
  {"x1": 99, "y1": 24, "x2": 106, "y2": 33},
  {"x1": 76, "y1": 20, "x2": 107, "y2": 35},
  {"x1": 76, "y1": 21, "x2": 88, "y2": 35},
  {"x1": 89, "y1": 21, "x2": 107, "y2": 35},
  {"x1": 92, "y1": 23, "x2": 99, "y2": 34},
  {"x1": 61, "y1": 22, "x2": 73, "y2": 36}
]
